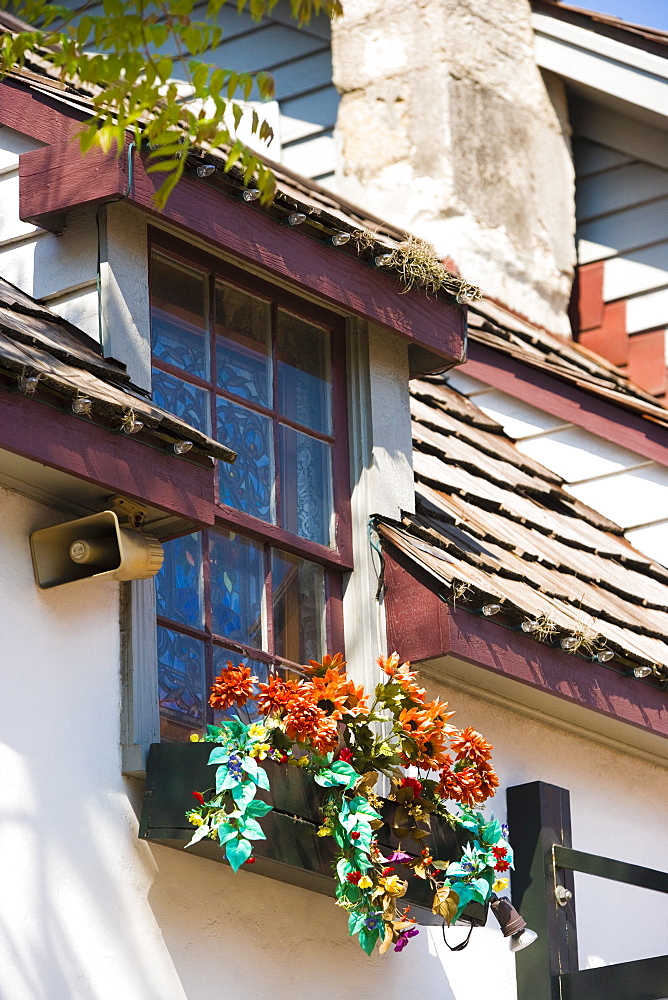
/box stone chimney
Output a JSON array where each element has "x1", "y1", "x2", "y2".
[{"x1": 332, "y1": 0, "x2": 576, "y2": 335}]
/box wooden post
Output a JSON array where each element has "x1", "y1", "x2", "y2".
[{"x1": 507, "y1": 781, "x2": 578, "y2": 1000}]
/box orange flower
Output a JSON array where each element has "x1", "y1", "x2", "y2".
[
  {"x1": 310, "y1": 669, "x2": 369, "y2": 719},
  {"x1": 398, "y1": 704, "x2": 452, "y2": 769},
  {"x1": 284, "y1": 695, "x2": 339, "y2": 753},
  {"x1": 378, "y1": 654, "x2": 427, "y2": 704},
  {"x1": 449, "y1": 727, "x2": 493, "y2": 765},
  {"x1": 304, "y1": 652, "x2": 346, "y2": 677},
  {"x1": 256, "y1": 674, "x2": 302, "y2": 716},
  {"x1": 209, "y1": 663, "x2": 257, "y2": 710}
]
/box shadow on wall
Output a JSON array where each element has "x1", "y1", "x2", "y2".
[{"x1": 145, "y1": 843, "x2": 465, "y2": 1000}]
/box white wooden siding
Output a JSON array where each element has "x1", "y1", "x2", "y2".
[
  {"x1": 572, "y1": 100, "x2": 668, "y2": 345},
  {"x1": 57, "y1": 0, "x2": 339, "y2": 189},
  {"x1": 447, "y1": 373, "x2": 668, "y2": 568},
  {"x1": 0, "y1": 128, "x2": 101, "y2": 341}
]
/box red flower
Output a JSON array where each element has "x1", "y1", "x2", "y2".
[
  {"x1": 400, "y1": 776, "x2": 423, "y2": 797},
  {"x1": 337, "y1": 748, "x2": 354, "y2": 763},
  {"x1": 245, "y1": 857, "x2": 256, "y2": 865},
  {"x1": 191, "y1": 791, "x2": 205, "y2": 806},
  {"x1": 346, "y1": 871, "x2": 362, "y2": 884},
  {"x1": 492, "y1": 846, "x2": 507, "y2": 860},
  {"x1": 495, "y1": 859, "x2": 510, "y2": 872},
  {"x1": 351, "y1": 831, "x2": 361, "y2": 840}
]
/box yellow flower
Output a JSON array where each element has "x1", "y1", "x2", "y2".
[
  {"x1": 493, "y1": 878, "x2": 509, "y2": 893},
  {"x1": 380, "y1": 876, "x2": 408, "y2": 896},
  {"x1": 358, "y1": 875, "x2": 373, "y2": 889},
  {"x1": 317, "y1": 826, "x2": 332, "y2": 837},
  {"x1": 187, "y1": 812, "x2": 204, "y2": 826},
  {"x1": 189, "y1": 733, "x2": 201, "y2": 742},
  {"x1": 248, "y1": 724, "x2": 267, "y2": 741},
  {"x1": 249, "y1": 742, "x2": 271, "y2": 760}
]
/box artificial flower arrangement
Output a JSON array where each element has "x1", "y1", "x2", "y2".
[{"x1": 186, "y1": 652, "x2": 513, "y2": 956}]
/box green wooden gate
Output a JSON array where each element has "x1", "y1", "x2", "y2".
[{"x1": 507, "y1": 781, "x2": 668, "y2": 1000}]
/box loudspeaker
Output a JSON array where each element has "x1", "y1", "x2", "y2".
[{"x1": 30, "y1": 510, "x2": 164, "y2": 589}]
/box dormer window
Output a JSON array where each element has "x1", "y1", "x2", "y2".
[{"x1": 149, "y1": 232, "x2": 350, "y2": 740}]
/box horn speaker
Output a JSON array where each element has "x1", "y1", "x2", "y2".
[{"x1": 30, "y1": 510, "x2": 164, "y2": 589}]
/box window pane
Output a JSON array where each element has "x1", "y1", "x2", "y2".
[
  {"x1": 277, "y1": 311, "x2": 331, "y2": 434},
  {"x1": 212, "y1": 647, "x2": 271, "y2": 726},
  {"x1": 150, "y1": 254, "x2": 209, "y2": 379},
  {"x1": 155, "y1": 533, "x2": 204, "y2": 629},
  {"x1": 152, "y1": 368, "x2": 211, "y2": 434},
  {"x1": 157, "y1": 625, "x2": 205, "y2": 732},
  {"x1": 279, "y1": 426, "x2": 333, "y2": 546},
  {"x1": 217, "y1": 397, "x2": 275, "y2": 523},
  {"x1": 215, "y1": 282, "x2": 271, "y2": 407},
  {"x1": 209, "y1": 528, "x2": 265, "y2": 648},
  {"x1": 272, "y1": 551, "x2": 324, "y2": 664}
]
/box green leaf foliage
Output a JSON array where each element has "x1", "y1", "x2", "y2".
[
  {"x1": 225, "y1": 835, "x2": 252, "y2": 872},
  {"x1": 0, "y1": 0, "x2": 342, "y2": 207}
]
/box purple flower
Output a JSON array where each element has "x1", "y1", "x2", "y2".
[
  {"x1": 365, "y1": 913, "x2": 383, "y2": 931},
  {"x1": 501, "y1": 824, "x2": 510, "y2": 838},
  {"x1": 389, "y1": 851, "x2": 413, "y2": 863},
  {"x1": 394, "y1": 927, "x2": 419, "y2": 952}
]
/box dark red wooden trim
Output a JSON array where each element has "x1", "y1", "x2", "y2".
[
  {"x1": 383, "y1": 547, "x2": 668, "y2": 740},
  {"x1": 10, "y1": 82, "x2": 465, "y2": 363},
  {"x1": 0, "y1": 390, "x2": 217, "y2": 526},
  {"x1": 19, "y1": 140, "x2": 128, "y2": 233},
  {"x1": 465, "y1": 342, "x2": 668, "y2": 466},
  {"x1": 0, "y1": 79, "x2": 86, "y2": 144}
]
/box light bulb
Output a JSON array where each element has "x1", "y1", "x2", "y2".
[
  {"x1": 72, "y1": 397, "x2": 92, "y2": 415},
  {"x1": 521, "y1": 620, "x2": 538, "y2": 633},
  {"x1": 482, "y1": 604, "x2": 501, "y2": 616},
  {"x1": 242, "y1": 188, "x2": 261, "y2": 202},
  {"x1": 173, "y1": 440, "x2": 193, "y2": 455},
  {"x1": 287, "y1": 212, "x2": 306, "y2": 226},
  {"x1": 633, "y1": 664, "x2": 653, "y2": 679},
  {"x1": 18, "y1": 374, "x2": 39, "y2": 395},
  {"x1": 596, "y1": 649, "x2": 614, "y2": 663},
  {"x1": 375, "y1": 254, "x2": 393, "y2": 266},
  {"x1": 197, "y1": 163, "x2": 216, "y2": 178},
  {"x1": 123, "y1": 417, "x2": 144, "y2": 435},
  {"x1": 332, "y1": 232, "x2": 351, "y2": 246},
  {"x1": 509, "y1": 928, "x2": 538, "y2": 953},
  {"x1": 560, "y1": 636, "x2": 578, "y2": 650}
]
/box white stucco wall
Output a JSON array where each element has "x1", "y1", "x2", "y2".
[{"x1": 2, "y1": 485, "x2": 667, "y2": 1000}]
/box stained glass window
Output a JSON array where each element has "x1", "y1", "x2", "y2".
[{"x1": 150, "y1": 239, "x2": 348, "y2": 742}]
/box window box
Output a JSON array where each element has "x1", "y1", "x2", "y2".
[{"x1": 139, "y1": 742, "x2": 486, "y2": 925}]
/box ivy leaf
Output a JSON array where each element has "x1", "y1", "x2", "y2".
[
  {"x1": 232, "y1": 780, "x2": 257, "y2": 809},
  {"x1": 358, "y1": 925, "x2": 380, "y2": 956},
  {"x1": 216, "y1": 767, "x2": 240, "y2": 793},
  {"x1": 254, "y1": 765, "x2": 270, "y2": 791},
  {"x1": 336, "y1": 857, "x2": 354, "y2": 881},
  {"x1": 240, "y1": 817, "x2": 266, "y2": 840},
  {"x1": 348, "y1": 911, "x2": 366, "y2": 936},
  {"x1": 218, "y1": 823, "x2": 239, "y2": 846},
  {"x1": 184, "y1": 823, "x2": 210, "y2": 848},
  {"x1": 432, "y1": 886, "x2": 459, "y2": 925},
  {"x1": 208, "y1": 747, "x2": 231, "y2": 766},
  {"x1": 246, "y1": 799, "x2": 273, "y2": 818},
  {"x1": 241, "y1": 755, "x2": 259, "y2": 779},
  {"x1": 225, "y1": 836, "x2": 252, "y2": 872}
]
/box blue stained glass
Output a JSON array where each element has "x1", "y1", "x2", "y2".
[
  {"x1": 209, "y1": 528, "x2": 265, "y2": 648},
  {"x1": 155, "y1": 533, "x2": 204, "y2": 628},
  {"x1": 277, "y1": 311, "x2": 331, "y2": 434},
  {"x1": 279, "y1": 425, "x2": 333, "y2": 546},
  {"x1": 157, "y1": 625, "x2": 205, "y2": 724},
  {"x1": 217, "y1": 397, "x2": 275, "y2": 522},
  {"x1": 212, "y1": 647, "x2": 271, "y2": 726},
  {"x1": 150, "y1": 254, "x2": 208, "y2": 379},
  {"x1": 152, "y1": 368, "x2": 211, "y2": 434},
  {"x1": 215, "y1": 282, "x2": 271, "y2": 407}
]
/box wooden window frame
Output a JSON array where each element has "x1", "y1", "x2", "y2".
[{"x1": 149, "y1": 229, "x2": 350, "y2": 738}]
